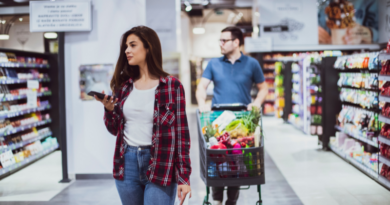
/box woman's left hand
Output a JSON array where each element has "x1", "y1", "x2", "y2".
[{"x1": 177, "y1": 185, "x2": 191, "y2": 205}]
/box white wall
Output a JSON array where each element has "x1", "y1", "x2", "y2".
[
  {"x1": 65, "y1": 0, "x2": 146, "y2": 175},
  {"x1": 192, "y1": 22, "x2": 232, "y2": 58},
  {"x1": 0, "y1": 23, "x2": 44, "y2": 53},
  {"x1": 180, "y1": 13, "x2": 192, "y2": 103}
]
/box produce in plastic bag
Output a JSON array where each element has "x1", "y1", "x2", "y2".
[{"x1": 227, "y1": 122, "x2": 248, "y2": 139}]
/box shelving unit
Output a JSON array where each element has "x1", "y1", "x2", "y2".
[
  {"x1": 0, "y1": 48, "x2": 63, "y2": 180},
  {"x1": 335, "y1": 125, "x2": 379, "y2": 147}
]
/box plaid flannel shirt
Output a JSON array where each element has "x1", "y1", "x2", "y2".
[{"x1": 104, "y1": 76, "x2": 191, "y2": 186}]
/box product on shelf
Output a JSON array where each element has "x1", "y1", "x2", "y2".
[
  {"x1": 330, "y1": 132, "x2": 379, "y2": 173},
  {"x1": 337, "y1": 105, "x2": 379, "y2": 135},
  {"x1": 340, "y1": 88, "x2": 379, "y2": 109},
  {"x1": 334, "y1": 52, "x2": 380, "y2": 70},
  {"x1": 338, "y1": 73, "x2": 378, "y2": 89}
]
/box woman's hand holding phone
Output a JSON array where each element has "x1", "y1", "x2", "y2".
[{"x1": 94, "y1": 90, "x2": 118, "y2": 112}]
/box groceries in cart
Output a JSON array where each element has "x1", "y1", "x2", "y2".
[{"x1": 202, "y1": 107, "x2": 262, "y2": 149}]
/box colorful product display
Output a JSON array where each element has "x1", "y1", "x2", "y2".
[
  {"x1": 274, "y1": 62, "x2": 284, "y2": 118},
  {"x1": 340, "y1": 88, "x2": 379, "y2": 109}
]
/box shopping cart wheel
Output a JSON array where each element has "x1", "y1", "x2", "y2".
[
  {"x1": 256, "y1": 185, "x2": 263, "y2": 205},
  {"x1": 203, "y1": 186, "x2": 212, "y2": 205}
]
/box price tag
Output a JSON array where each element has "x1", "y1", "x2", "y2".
[
  {"x1": 27, "y1": 80, "x2": 39, "y2": 89},
  {"x1": 27, "y1": 91, "x2": 38, "y2": 108}
]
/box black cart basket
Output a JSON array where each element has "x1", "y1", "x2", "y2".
[{"x1": 196, "y1": 104, "x2": 265, "y2": 205}]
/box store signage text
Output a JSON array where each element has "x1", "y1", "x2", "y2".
[{"x1": 30, "y1": 1, "x2": 91, "y2": 32}]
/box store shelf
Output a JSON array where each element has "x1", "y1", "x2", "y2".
[
  {"x1": 0, "y1": 142, "x2": 58, "y2": 177},
  {"x1": 292, "y1": 100, "x2": 300, "y2": 104},
  {"x1": 0, "y1": 131, "x2": 52, "y2": 154},
  {"x1": 329, "y1": 144, "x2": 378, "y2": 179},
  {"x1": 264, "y1": 100, "x2": 275, "y2": 103},
  {"x1": 379, "y1": 95, "x2": 390, "y2": 103},
  {"x1": 0, "y1": 78, "x2": 50, "y2": 85},
  {"x1": 340, "y1": 86, "x2": 380, "y2": 92},
  {"x1": 335, "y1": 125, "x2": 379, "y2": 147},
  {"x1": 379, "y1": 115, "x2": 390, "y2": 125},
  {"x1": 292, "y1": 70, "x2": 300, "y2": 74},
  {"x1": 0, "y1": 119, "x2": 51, "y2": 137},
  {"x1": 379, "y1": 175, "x2": 390, "y2": 190},
  {"x1": 341, "y1": 102, "x2": 379, "y2": 112},
  {"x1": 292, "y1": 80, "x2": 300, "y2": 84},
  {"x1": 379, "y1": 75, "x2": 390, "y2": 81},
  {"x1": 0, "y1": 91, "x2": 52, "y2": 102},
  {"x1": 0, "y1": 62, "x2": 50, "y2": 69},
  {"x1": 379, "y1": 53, "x2": 390, "y2": 61},
  {"x1": 270, "y1": 44, "x2": 380, "y2": 52},
  {"x1": 379, "y1": 155, "x2": 390, "y2": 167},
  {"x1": 336, "y1": 69, "x2": 379, "y2": 73},
  {"x1": 0, "y1": 104, "x2": 51, "y2": 120},
  {"x1": 292, "y1": 89, "x2": 300, "y2": 94},
  {"x1": 379, "y1": 135, "x2": 390, "y2": 146}
]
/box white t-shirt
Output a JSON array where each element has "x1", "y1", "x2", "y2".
[{"x1": 123, "y1": 85, "x2": 157, "y2": 146}]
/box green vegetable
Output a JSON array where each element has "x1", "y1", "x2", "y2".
[
  {"x1": 204, "y1": 122, "x2": 217, "y2": 142},
  {"x1": 224, "y1": 119, "x2": 243, "y2": 131},
  {"x1": 242, "y1": 106, "x2": 261, "y2": 133}
]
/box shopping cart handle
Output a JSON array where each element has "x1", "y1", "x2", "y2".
[{"x1": 211, "y1": 103, "x2": 247, "y2": 111}]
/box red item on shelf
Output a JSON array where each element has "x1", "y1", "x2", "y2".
[
  {"x1": 310, "y1": 106, "x2": 316, "y2": 115},
  {"x1": 381, "y1": 82, "x2": 390, "y2": 96},
  {"x1": 381, "y1": 60, "x2": 390, "y2": 75},
  {"x1": 380, "y1": 124, "x2": 390, "y2": 137},
  {"x1": 387, "y1": 39, "x2": 390, "y2": 53},
  {"x1": 381, "y1": 164, "x2": 388, "y2": 177},
  {"x1": 381, "y1": 144, "x2": 387, "y2": 156},
  {"x1": 317, "y1": 106, "x2": 322, "y2": 115}
]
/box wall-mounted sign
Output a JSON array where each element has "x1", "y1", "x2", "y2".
[
  {"x1": 29, "y1": 0, "x2": 91, "y2": 32},
  {"x1": 244, "y1": 37, "x2": 272, "y2": 53},
  {"x1": 258, "y1": 0, "x2": 318, "y2": 46}
]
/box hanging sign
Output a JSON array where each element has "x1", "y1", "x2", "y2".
[
  {"x1": 244, "y1": 37, "x2": 272, "y2": 53},
  {"x1": 29, "y1": 0, "x2": 92, "y2": 32}
]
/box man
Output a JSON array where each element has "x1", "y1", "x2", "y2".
[{"x1": 196, "y1": 27, "x2": 268, "y2": 205}]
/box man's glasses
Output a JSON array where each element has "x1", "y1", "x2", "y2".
[{"x1": 219, "y1": 38, "x2": 236, "y2": 44}]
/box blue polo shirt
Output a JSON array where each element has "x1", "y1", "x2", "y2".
[{"x1": 202, "y1": 53, "x2": 265, "y2": 105}]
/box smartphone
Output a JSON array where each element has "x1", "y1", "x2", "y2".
[{"x1": 87, "y1": 91, "x2": 112, "y2": 100}]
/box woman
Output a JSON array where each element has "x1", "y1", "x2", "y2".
[{"x1": 95, "y1": 26, "x2": 191, "y2": 205}]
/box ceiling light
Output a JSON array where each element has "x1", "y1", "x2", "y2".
[
  {"x1": 19, "y1": 18, "x2": 23, "y2": 22},
  {"x1": 255, "y1": 12, "x2": 260, "y2": 17},
  {"x1": 184, "y1": 1, "x2": 192, "y2": 12},
  {"x1": 44, "y1": 32, "x2": 58, "y2": 39},
  {"x1": 193, "y1": 27, "x2": 205, "y2": 34},
  {"x1": 0, "y1": 34, "x2": 9, "y2": 40},
  {"x1": 202, "y1": 0, "x2": 209, "y2": 6},
  {"x1": 1, "y1": 20, "x2": 5, "y2": 24}
]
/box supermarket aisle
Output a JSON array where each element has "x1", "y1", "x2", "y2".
[
  {"x1": 2, "y1": 113, "x2": 390, "y2": 204},
  {"x1": 0, "y1": 113, "x2": 302, "y2": 205},
  {"x1": 264, "y1": 117, "x2": 390, "y2": 205}
]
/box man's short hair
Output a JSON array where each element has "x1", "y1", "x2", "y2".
[{"x1": 221, "y1": 26, "x2": 244, "y2": 46}]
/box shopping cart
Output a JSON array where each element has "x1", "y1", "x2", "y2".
[{"x1": 196, "y1": 104, "x2": 265, "y2": 205}]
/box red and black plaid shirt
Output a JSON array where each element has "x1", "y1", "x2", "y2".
[{"x1": 104, "y1": 76, "x2": 191, "y2": 186}]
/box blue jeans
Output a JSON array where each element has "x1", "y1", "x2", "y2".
[{"x1": 115, "y1": 145, "x2": 177, "y2": 205}]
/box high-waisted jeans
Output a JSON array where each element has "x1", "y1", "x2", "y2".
[{"x1": 115, "y1": 145, "x2": 177, "y2": 205}]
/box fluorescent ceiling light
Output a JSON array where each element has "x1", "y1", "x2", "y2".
[
  {"x1": 193, "y1": 27, "x2": 205, "y2": 34},
  {"x1": 19, "y1": 18, "x2": 23, "y2": 22},
  {"x1": 0, "y1": 34, "x2": 9, "y2": 40},
  {"x1": 44, "y1": 32, "x2": 58, "y2": 39},
  {"x1": 202, "y1": 0, "x2": 209, "y2": 6}
]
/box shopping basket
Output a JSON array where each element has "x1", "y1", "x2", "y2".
[{"x1": 196, "y1": 104, "x2": 265, "y2": 205}]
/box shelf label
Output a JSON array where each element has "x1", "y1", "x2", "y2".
[
  {"x1": 27, "y1": 91, "x2": 38, "y2": 108},
  {"x1": 27, "y1": 80, "x2": 39, "y2": 89}
]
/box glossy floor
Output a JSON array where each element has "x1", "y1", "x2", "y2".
[{"x1": 0, "y1": 115, "x2": 389, "y2": 204}]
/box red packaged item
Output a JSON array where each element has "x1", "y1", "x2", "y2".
[
  {"x1": 381, "y1": 144, "x2": 387, "y2": 156},
  {"x1": 381, "y1": 60, "x2": 390, "y2": 75},
  {"x1": 387, "y1": 39, "x2": 390, "y2": 53},
  {"x1": 381, "y1": 164, "x2": 388, "y2": 177},
  {"x1": 310, "y1": 106, "x2": 316, "y2": 115},
  {"x1": 380, "y1": 124, "x2": 390, "y2": 137},
  {"x1": 217, "y1": 132, "x2": 232, "y2": 148},
  {"x1": 381, "y1": 82, "x2": 390, "y2": 96},
  {"x1": 317, "y1": 106, "x2": 322, "y2": 115}
]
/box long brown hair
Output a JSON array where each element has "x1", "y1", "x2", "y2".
[{"x1": 111, "y1": 26, "x2": 169, "y2": 92}]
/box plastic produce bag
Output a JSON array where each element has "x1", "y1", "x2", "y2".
[{"x1": 212, "y1": 111, "x2": 236, "y2": 132}]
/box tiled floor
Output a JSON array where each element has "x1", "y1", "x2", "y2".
[{"x1": 1, "y1": 113, "x2": 390, "y2": 205}]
